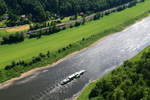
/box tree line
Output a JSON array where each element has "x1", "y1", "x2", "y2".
[{"x1": 0, "y1": 0, "x2": 143, "y2": 23}]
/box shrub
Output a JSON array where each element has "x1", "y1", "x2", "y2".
[
  {"x1": 47, "y1": 51, "x2": 50, "y2": 57},
  {"x1": 2, "y1": 33, "x2": 25, "y2": 44},
  {"x1": 39, "y1": 53, "x2": 46, "y2": 58},
  {"x1": 75, "y1": 21, "x2": 81, "y2": 26}
]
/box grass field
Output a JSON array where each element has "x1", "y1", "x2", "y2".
[
  {"x1": 0, "y1": 0, "x2": 150, "y2": 69},
  {"x1": 77, "y1": 45, "x2": 150, "y2": 100},
  {"x1": 0, "y1": 25, "x2": 30, "y2": 37},
  {"x1": 5, "y1": 25, "x2": 29, "y2": 33}
]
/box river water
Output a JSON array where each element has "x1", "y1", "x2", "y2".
[{"x1": 0, "y1": 16, "x2": 150, "y2": 100}]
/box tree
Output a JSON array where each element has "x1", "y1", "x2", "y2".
[
  {"x1": 0, "y1": 0, "x2": 7, "y2": 15},
  {"x1": 112, "y1": 88, "x2": 125, "y2": 100}
]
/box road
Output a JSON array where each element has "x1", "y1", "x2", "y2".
[{"x1": 0, "y1": 16, "x2": 150, "y2": 100}]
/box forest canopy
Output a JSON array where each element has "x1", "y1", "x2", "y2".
[{"x1": 0, "y1": 0, "x2": 135, "y2": 22}]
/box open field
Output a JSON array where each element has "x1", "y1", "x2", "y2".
[
  {"x1": 77, "y1": 45, "x2": 150, "y2": 100},
  {"x1": 0, "y1": 0, "x2": 150, "y2": 69},
  {"x1": 0, "y1": 25, "x2": 29, "y2": 37},
  {"x1": 5, "y1": 25, "x2": 29, "y2": 33}
]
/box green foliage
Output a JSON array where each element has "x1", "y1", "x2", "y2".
[
  {"x1": 0, "y1": 0, "x2": 7, "y2": 16},
  {"x1": 88, "y1": 48, "x2": 150, "y2": 100},
  {"x1": 1, "y1": 32, "x2": 25, "y2": 44},
  {"x1": 0, "y1": 0, "x2": 140, "y2": 22},
  {"x1": 6, "y1": 13, "x2": 30, "y2": 27}
]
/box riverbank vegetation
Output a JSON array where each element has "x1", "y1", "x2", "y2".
[
  {"x1": 77, "y1": 46, "x2": 150, "y2": 100},
  {"x1": 0, "y1": 0, "x2": 150, "y2": 83}
]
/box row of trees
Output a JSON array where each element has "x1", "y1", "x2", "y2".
[
  {"x1": 28, "y1": 23, "x2": 61, "y2": 39},
  {"x1": 89, "y1": 48, "x2": 150, "y2": 100},
  {"x1": 0, "y1": 0, "x2": 143, "y2": 22},
  {"x1": 29, "y1": 22, "x2": 50, "y2": 31}
]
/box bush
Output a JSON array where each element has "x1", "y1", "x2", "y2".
[
  {"x1": 39, "y1": 53, "x2": 46, "y2": 58},
  {"x1": 94, "y1": 13, "x2": 101, "y2": 20},
  {"x1": 2, "y1": 33, "x2": 25, "y2": 44},
  {"x1": 70, "y1": 15, "x2": 78, "y2": 20},
  {"x1": 75, "y1": 21, "x2": 81, "y2": 26},
  {"x1": 4, "y1": 61, "x2": 16, "y2": 70}
]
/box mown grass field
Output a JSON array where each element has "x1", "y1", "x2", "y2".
[
  {"x1": 0, "y1": 0, "x2": 150, "y2": 69},
  {"x1": 77, "y1": 45, "x2": 150, "y2": 100}
]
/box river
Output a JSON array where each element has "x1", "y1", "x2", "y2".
[{"x1": 0, "y1": 16, "x2": 150, "y2": 100}]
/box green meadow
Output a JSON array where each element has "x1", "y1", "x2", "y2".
[{"x1": 0, "y1": 0, "x2": 150, "y2": 69}]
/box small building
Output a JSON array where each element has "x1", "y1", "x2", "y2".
[{"x1": 20, "y1": 15, "x2": 26, "y2": 18}]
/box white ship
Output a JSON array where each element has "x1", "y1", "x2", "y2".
[{"x1": 60, "y1": 70, "x2": 86, "y2": 85}]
